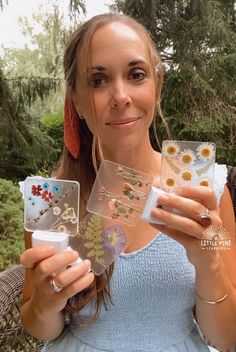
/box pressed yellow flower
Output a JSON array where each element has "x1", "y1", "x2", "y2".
[
  {"x1": 166, "y1": 177, "x2": 175, "y2": 187},
  {"x1": 198, "y1": 176, "x2": 212, "y2": 187},
  {"x1": 162, "y1": 141, "x2": 180, "y2": 158},
  {"x1": 196, "y1": 143, "x2": 215, "y2": 161},
  {"x1": 200, "y1": 180, "x2": 209, "y2": 186},
  {"x1": 162, "y1": 176, "x2": 176, "y2": 192},
  {"x1": 180, "y1": 170, "x2": 193, "y2": 181},
  {"x1": 179, "y1": 149, "x2": 196, "y2": 165}
]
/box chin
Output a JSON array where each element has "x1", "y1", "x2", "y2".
[{"x1": 105, "y1": 135, "x2": 144, "y2": 154}]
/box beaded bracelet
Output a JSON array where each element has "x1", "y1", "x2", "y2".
[{"x1": 195, "y1": 291, "x2": 228, "y2": 305}]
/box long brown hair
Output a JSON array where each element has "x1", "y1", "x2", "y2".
[{"x1": 57, "y1": 13, "x2": 164, "y2": 325}]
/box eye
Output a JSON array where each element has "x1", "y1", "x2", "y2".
[
  {"x1": 129, "y1": 69, "x2": 146, "y2": 81},
  {"x1": 91, "y1": 73, "x2": 107, "y2": 88}
]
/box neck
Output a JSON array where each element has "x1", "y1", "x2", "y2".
[{"x1": 102, "y1": 134, "x2": 161, "y2": 178}]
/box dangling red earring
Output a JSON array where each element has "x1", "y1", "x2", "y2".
[{"x1": 64, "y1": 96, "x2": 80, "y2": 159}]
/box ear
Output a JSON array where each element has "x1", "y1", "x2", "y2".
[{"x1": 72, "y1": 94, "x2": 84, "y2": 116}]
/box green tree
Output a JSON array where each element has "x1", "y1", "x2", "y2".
[
  {"x1": 114, "y1": 0, "x2": 236, "y2": 164},
  {"x1": 3, "y1": 6, "x2": 71, "y2": 78},
  {"x1": 0, "y1": 66, "x2": 61, "y2": 179},
  {"x1": 0, "y1": 178, "x2": 24, "y2": 270},
  {"x1": 41, "y1": 108, "x2": 64, "y2": 158},
  {"x1": 0, "y1": 1, "x2": 86, "y2": 179}
]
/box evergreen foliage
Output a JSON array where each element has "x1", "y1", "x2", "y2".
[
  {"x1": 0, "y1": 67, "x2": 60, "y2": 179},
  {"x1": 0, "y1": 4, "x2": 73, "y2": 180},
  {"x1": 115, "y1": 0, "x2": 236, "y2": 164},
  {"x1": 41, "y1": 108, "x2": 64, "y2": 158},
  {"x1": 69, "y1": 0, "x2": 86, "y2": 20},
  {"x1": 0, "y1": 178, "x2": 24, "y2": 270}
]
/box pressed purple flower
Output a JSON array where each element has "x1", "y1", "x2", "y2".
[{"x1": 103, "y1": 225, "x2": 126, "y2": 255}]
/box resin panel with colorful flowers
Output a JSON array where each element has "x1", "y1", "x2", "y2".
[
  {"x1": 160, "y1": 140, "x2": 216, "y2": 192},
  {"x1": 86, "y1": 160, "x2": 153, "y2": 226},
  {"x1": 23, "y1": 177, "x2": 80, "y2": 235},
  {"x1": 69, "y1": 213, "x2": 126, "y2": 275}
]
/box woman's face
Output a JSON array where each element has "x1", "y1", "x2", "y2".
[{"x1": 77, "y1": 22, "x2": 156, "y2": 153}]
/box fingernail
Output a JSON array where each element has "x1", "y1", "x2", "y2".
[
  {"x1": 152, "y1": 208, "x2": 162, "y2": 216},
  {"x1": 158, "y1": 194, "x2": 169, "y2": 203},
  {"x1": 71, "y1": 250, "x2": 79, "y2": 258},
  {"x1": 83, "y1": 259, "x2": 91, "y2": 267}
]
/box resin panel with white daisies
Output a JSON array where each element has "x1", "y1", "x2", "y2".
[{"x1": 160, "y1": 140, "x2": 216, "y2": 193}]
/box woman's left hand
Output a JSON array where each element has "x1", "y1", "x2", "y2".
[{"x1": 150, "y1": 185, "x2": 222, "y2": 268}]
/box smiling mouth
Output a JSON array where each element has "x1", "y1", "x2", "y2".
[{"x1": 105, "y1": 117, "x2": 141, "y2": 126}]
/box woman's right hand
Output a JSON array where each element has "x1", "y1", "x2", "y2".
[{"x1": 20, "y1": 246, "x2": 94, "y2": 317}]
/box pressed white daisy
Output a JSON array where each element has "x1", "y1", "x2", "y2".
[
  {"x1": 179, "y1": 168, "x2": 196, "y2": 185},
  {"x1": 162, "y1": 175, "x2": 177, "y2": 192},
  {"x1": 198, "y1": 176, "x2": 213, "y2": 187},
  {"x1": 196, "y1": 142, "x2": 215, "y2": 161},
  {"x1": 162, "y1": 141, "x2": 180, "y2": 158},
  {"x1": 179, "y1": 149, "x2": 196, "y2": 166}
]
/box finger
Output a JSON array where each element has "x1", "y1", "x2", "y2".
[
  {"x1": 59, "y1": 272, "x2": 95, "y2": 299},
  {"x1": 151, "y1": 207, "x2": 205, "y2": 239},
  {"x1": 34, "y1": 250, "x2": 79, "y2": 280},
  {"x1": 20, "y1": 246, "x2": 56, "y2": 268},
  {"x1": 51, "y1": 260, "x2": 91, "y2": 291},
  {"x1": 157, "y1": 193, "x2": 213, "y2": 224},
  {"x1": 175, "y1": 185, "x2": 217, "y2": 210}
]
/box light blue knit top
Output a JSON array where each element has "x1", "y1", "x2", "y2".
[{"x1": 43, "y1": 164, "x2": 227, "y2": 352}]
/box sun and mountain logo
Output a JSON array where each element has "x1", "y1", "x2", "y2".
[{"x1": 201, "y1": 225, "x2": 231, "y2": 250}]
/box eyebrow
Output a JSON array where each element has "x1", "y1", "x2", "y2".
[
  {"x1": 128, "y1": 59, "x2": 147, "y2": 67},
  {"x1": 91, "y1": 59, "x2": 147, "y2": 71},
  {"x1": 91, "y1": 65, "x2": 106, "y2": 71}
]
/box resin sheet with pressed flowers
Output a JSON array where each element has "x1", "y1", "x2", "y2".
[
  {"x1": 21, "y1": 176, "x2": 127, "y2": 275},
  {"x1": 23, "y1": 177, "x2": 80, "y2": 236},
  {"x1": 161, "y1": 141, "x2": 216, "y2": 193},
  {"x1": 70, "y1": 213, "x2": 127, "y2": 275},
  {"x1": 87, "y1": 160, "x2": 153, "y2": 227}
]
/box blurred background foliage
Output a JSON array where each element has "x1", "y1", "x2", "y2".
[
  {"x1": 0, "y1": 178, "x2": 24, "y2": 270},
  {"x1": 0, "y1": 0, "x2": 235, "y2": 270},
  {"x1": 114, "y1": 0, "x2": 236, "y2": 164},
  {"x1": 0, "y1": 0, "x2": 86, "y2": 270}
]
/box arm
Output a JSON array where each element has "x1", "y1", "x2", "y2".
[
  {"x1": 151, "y1": 185, "x2": 236, "y2": 351},
  {"x1": 194, "y1": 186, "x2": 236, "y2": 351},
  {"x1": 20, "y1": 246, "x2": 94, "y2": 340}
]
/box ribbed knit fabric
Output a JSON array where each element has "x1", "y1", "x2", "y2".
[{"x1": 43, "y1": 164, "x2": 227, "y2": 352}]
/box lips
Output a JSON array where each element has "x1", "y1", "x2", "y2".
[{"x1": 106, "y1": 117, "x2": 141, "y2": 125}]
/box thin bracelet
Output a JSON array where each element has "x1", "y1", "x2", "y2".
[{"x1": 195, "y1": 291, "x2": 228, "y2": 305}]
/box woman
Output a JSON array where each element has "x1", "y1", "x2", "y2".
[{"x1": 20, "y1": 13, "x2": 236, "y2": 351}]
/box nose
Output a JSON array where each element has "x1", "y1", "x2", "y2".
[{"x1": 110, "y1": 79, "x2": 132, "y2": 109}]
